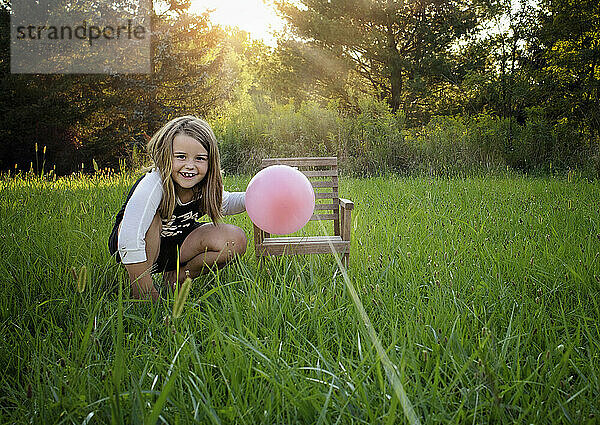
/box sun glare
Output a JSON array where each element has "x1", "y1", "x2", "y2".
[{"x1": 190, "y1": 0, "x2": 284, "y2": 46}]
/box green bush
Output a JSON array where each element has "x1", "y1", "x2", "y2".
[
  {"x1": 212, "y1": 99, "x2": 272, "y2": 174},
  {"x1": 344, "y1": 97, "x2": 408, "y2": 175},
  {"x1": 213, "y1": 97, "x2": 410, "y2": 176},
  {"x1": 211, "y1": 96, "x2": 599, "y2": 178}
]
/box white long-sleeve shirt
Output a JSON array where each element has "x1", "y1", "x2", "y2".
[{"x1": 117, "y1": 169, "x2": 245, "y2": 264}]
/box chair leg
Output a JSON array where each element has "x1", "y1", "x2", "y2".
[{"x1": 253, "y1": 224, "x2": 266, "y2": 269}]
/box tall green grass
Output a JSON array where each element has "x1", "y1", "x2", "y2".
[{"x1": 0, "y1": 171, "x2": 599, "y2": 423}]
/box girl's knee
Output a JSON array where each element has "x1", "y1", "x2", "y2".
[
  {"x1": 227, "y1": 226, "x2": 247, "y2": 256},
  {"x1": 235, "y1": 228, "x2": 247, "y2": 255}
]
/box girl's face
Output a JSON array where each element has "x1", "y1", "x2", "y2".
[{"x1": 171, "y1": 134, "x2": 209, "y2": 197}]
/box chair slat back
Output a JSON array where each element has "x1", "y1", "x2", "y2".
[
  {"x1": 262, "y1": 157, "x2": 337, "y2": 167},
  {"x1": 260, "y1": 157, "x2": 340, "y2": 234}
]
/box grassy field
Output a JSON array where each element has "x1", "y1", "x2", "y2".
[{"x1": 1, "y1": 171, "x2": 599, "y2": 424}]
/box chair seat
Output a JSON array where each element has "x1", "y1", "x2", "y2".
[{"x1": 256, "y1": 236, "x2": 350, "y2": 256}]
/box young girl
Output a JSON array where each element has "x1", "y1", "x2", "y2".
[{"x1": 108, "y1": 116, "x2": 247, "y2": 300}]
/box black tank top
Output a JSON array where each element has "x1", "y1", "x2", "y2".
[{"x1": 111, "y1": 172, "x2": 204, "y2": 240}]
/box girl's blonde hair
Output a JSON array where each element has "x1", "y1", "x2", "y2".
[{"x1": 147, "y1": 116, "x2": 223, "y2": 223}]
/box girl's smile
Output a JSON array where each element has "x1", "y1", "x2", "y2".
[{"x1": 171, "y1": 134, "x2": 209, "y2": 201}]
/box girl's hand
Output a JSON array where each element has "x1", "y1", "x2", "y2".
[{"x1": 126, "y1": 264, "x2": 160, "y2": 301}]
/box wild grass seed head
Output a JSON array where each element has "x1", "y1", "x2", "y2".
[
  {"x1": 76, "y1": 265, "x2": 87, "y2": 293},
  {"x1": 173, "y1": 277, "x2": 193, "y2": 318}
]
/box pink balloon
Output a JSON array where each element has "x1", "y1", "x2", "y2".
[{"x1": 246, "y1": 165, "x2": 315, "y2": 235}]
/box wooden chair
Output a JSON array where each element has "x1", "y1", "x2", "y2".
[{"x1": 253, "y1": 157, "x2": 354, "y2": 267}]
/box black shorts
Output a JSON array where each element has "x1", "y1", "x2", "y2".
[{"x1": 108, "y1": 221, "x2": 206, "y2": 273}]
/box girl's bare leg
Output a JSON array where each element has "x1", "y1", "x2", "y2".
[
  {"x1": 120, "y1": 212, "x2": 162, "y2": 300},
  {"x1": 164, "y1": 223, "x2": 247, "y2": 287}
]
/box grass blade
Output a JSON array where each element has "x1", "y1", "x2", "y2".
[{"x1": 145, "y1": 370, "x2": 180, "y2": 425}]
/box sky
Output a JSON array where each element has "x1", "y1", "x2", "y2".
[{"x1": 189, "y1": 0, "x2": 285, "y2": 46}]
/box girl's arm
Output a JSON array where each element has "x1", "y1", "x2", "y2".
[
  {"x1": 118, "y1": 170, "x2": 162, "y2": 263},
  {"x1": 118, "y1": 170, "x2": 163, "y2": 298},
  {"x1": 222, "y1": 191, "x2": 246, "y2": 215}
]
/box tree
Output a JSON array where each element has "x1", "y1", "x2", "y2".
[
  {"x1": 113, "y1": 3, "x2": 233, "y2": 136},
  {"x1": 274, "y1": 0, "x2": 494, "y2": 115},
  {"x1": 528, "y1": 0, "x2": 600, "y2": 138},
  {"x1": 457, "y1": 0, "x2": 539, "y2": 121},
  {"x1": 0, "y1": 2, "x2": 116, "y2": 173},
  {"x1": 0, "y1": 0, "x2": 236, "y2": 173}
]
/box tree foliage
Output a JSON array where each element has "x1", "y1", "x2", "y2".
[
  {"x1": 0, "y1": 0, "x2": 233, "y2": 173},
  {"x1": 530, "y1": 0, "x2": 600, "y2": 137},
  {"x1": 0, "y1": 0, "x2": 598, "y2": 175},
  {"x1": 273, "y1": 0, "x2": 495, "y2": 114}
]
